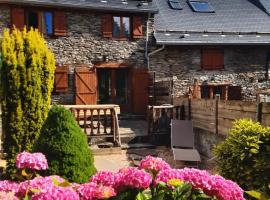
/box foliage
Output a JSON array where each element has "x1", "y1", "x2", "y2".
[
  {"x1": 33, "y1": 105, "x2": 96, "y2": 183},
  {"x1": 214, "y1": 119, "x2": 270, "y2": 195},
  {"x1": 0, "y1": 28, "x2": 55, "y2": 173},
  {"x1": 245, "y1": 189, "x2": 270, "y2": 200},
  {"x1": 0, "y1": 154, "x2": 244, "y2": 200}
]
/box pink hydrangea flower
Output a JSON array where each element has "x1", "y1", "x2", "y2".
[
  {"x1": 90, "y1": 171, "x2": 116, "y2": 187},
  {"x1": 31, "y1": 186, "x2": 79, "y2": 200},
  {"x1": 116, "y1": 167, "x2": 152, "y2": 190},
  {"x1": 17, "y1": 175, "x2": 64, "y2": 197},
  {"x1": 155, "y1": 168, "x2": 244, "y2": 200},
  {"x1": 0, "y1": 181, "x2": 19, "y2": 193},
  {"x1": 16, "y1": 152, "x2": 48, "y2": 170},
  {"x1": 77, "y1": 182, "x2": 116, "y2": 200},
  {"x1": 139, "y1": 155, "x2": 171, "y2": 173},
  {"x1": 77, "y1": 182, "x2": 98, "y2": 200},
  {"x1": 0, "y1": 191, "x2": 19, "y2": 200}
]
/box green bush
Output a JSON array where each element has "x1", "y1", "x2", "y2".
[
  {"x1": 0, "y1": 28, "x2": 55, "y2": 173},
  {"x1": 33, "y1": 105, "x2": 96, "y2": 183},
  {"x1": 214, "y1": 119, "x2": 270, "y2": 195}
]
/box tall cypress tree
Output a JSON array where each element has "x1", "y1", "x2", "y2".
[{"x1": 0, "y1": 28, "x2": 55, "y2": 173}]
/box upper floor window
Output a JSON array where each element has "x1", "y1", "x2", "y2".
[
  {"x1": 102, "y1": 14, "x2": 143, "y2": 40},
  {"x1": 11, "y1": 7, "x2": 67, "y2": 37},
  {"x1": 112, "y1": 16, "x2": 130, "y2": 39},
  {"x1": 201, "y1": 48, "x2": 224, "y2": 70},
  {"x1": 26, "y1": 10, "x2": 53, "y2": 35}
]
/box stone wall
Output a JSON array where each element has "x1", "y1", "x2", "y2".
[
  {"x1": 150, "y1": 46, "x2": 270, "y2": 100},
  {"x1": 48, "y1": 12, "x2": 147, "y2": 69},
  {"x1": 0, "y1": 6, "x2": 10, "y2": 35}
]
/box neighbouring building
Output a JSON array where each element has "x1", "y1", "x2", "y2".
[{"x1": 150, "y1": 0, "x2": 270, "y2": 101}]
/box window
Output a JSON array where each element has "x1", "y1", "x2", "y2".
[
  {"x1": 201, "y1": 48, "x2": 224, "y2": 70},
  {"x1": 112, "y1": 16, "x2": 130, "y2": 39},
  {"x1": 26, "y1": 10, "x2": 53, "y2": 35},
  {"x1": 102, "y1": 14, "x2": 143, "y2": 39},
  {"x1": 168, "y1": 0, "x2": 183, "y2": 10},
  {"x1": 188, "y1": 1, "x2": 215, "y2": 13}
]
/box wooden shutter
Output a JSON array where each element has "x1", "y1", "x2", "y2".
[
  {"x1": 101, "y1": 14, "x2": 112, "y2": 38},
  {"x1": 228, "y1": 86, "x2": 242, "y2": 100},
  {"x1": 11, "y1": 7, "x2": 25, "y2": 30},
  {"x1": 133, "y1": 16, "x2": 143, "y2": 39},
  {"x1": 54, "y1": 11, "x2": 67, "y2": 36},
  {"x1": 202, "y1": 49, "x2": 224, "y2": 70},
  {"x1": 54, "y1": 66, "x2": 69, "y2": 93},
  {"x1": 132, "y1": 68, "x2": 149, "y2": 114},
  {"x1": 75, "y1": 67, "x2": 97, "y2": 105}
]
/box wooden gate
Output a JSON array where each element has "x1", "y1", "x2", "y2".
[
  {"x1": 132, "y1": 68, "x2": 149, "y2": 114},
  {"x1": 75, "y1": 67, "x2": 97, "y2": 105}
]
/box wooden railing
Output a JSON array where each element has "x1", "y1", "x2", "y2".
[
  {"x1": 64, "y1": 105, "x2": 121, "y2": 146},
  {"x1": 147, "y1": 104, "x2": 184, "y2": 134}
]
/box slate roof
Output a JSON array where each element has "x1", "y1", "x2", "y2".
[
  {"x1": 154, "y1": 0, "x2": 270, "y2": 45},
  {"x1": 251, "y1": 0, "x2": 270, "y2": 15},
  {"x1": 0, "y1": 0, "x2": 158, "y2": 14}
]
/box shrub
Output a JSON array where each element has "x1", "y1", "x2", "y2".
[
  {"x1": 0, "y1": 28, "x2": 55, "y2": 172},
  {"x1": 214, "y1": 119, "x2": 270, "y2": 195},
  {"x1": 33, "y1": 105, "x2": 96, "y2": 183}
]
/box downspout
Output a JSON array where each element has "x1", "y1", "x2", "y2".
[{"x1": 145, "y1": 12, "x2": 165, "y2": 70}]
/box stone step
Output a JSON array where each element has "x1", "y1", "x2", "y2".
[{"x1": 121, "y1": 143, "x2": 155, "y2": 149}]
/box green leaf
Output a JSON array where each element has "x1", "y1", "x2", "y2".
[
  {"x1": 245, "y1": 191, "x2": 268, "y2": 200},
  {"x1": 152, "y1": 193, "x2": 165, "y2": 200},
  {"x1": 58, "y1": 180, "x2": 71, "y2": 187},
  {"x1": 23, "y1": 195, "x2": 30, "y2": 200},
  {"x1": 249, "y1": 148, "x2": 259, "y2": 154}
]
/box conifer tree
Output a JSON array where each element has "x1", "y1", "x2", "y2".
[{"x1": 0, "y1": 28, "x2": 55, "y2": 172}]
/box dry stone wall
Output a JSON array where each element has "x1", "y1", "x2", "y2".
[{"x1": 150, "y1": 46, "x2": 269, "y2": 100}]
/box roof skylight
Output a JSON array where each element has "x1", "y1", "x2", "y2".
[
  {"x1": 187, "y1": 1, "x2": 215, "y2": 13},
  {"x1": 168, "y1": 0, "x2": 183, "y2": 10}
]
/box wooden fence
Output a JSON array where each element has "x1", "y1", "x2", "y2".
[{"x1": 173, "y1": 98, "x2": 270, "y2": 135}]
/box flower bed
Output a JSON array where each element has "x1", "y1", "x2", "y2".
[{"x1": 0, "y1": 153, "x2": 244, "y2": 200}]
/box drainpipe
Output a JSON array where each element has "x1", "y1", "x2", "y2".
[
  {"x1": 147, "y1": 44, "x2": 165, "y2": 69},
  {"x1": 145, "y1": 12, "x2": 166, "y2": 70}
]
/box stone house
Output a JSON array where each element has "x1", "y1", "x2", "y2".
[
  {"x1": 1, "y1": 0, "x2": 270, "y2": 115},
  {"x1": 0, "y1": 0, "x2": 158, "y2": 114},
  {"x1": 151, "y1": 0, "x2": 270, "y2": 101}
]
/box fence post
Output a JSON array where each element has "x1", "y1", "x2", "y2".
[
  {"x1": 188, "y1": 98, "x2": 191, "y2": 120},
  {"x1": 256, "y1": 94, "x2": 263, "y2": 123},
  {"x1": 215, "y1": 94, "x2": 220, "y2": 134}
]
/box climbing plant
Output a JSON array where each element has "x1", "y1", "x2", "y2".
[{"x1": 0, "y1": 28, "x2": 55, "y2": 174}]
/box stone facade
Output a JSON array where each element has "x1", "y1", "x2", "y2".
[
  {"x1": 0, "y1": 6, "x2": 10, "y2": 35},
  {"x1": 149, "y1": 46, "x2": 270, "y2": 100},
  {"x1": 47, "y1": 12, "x2": 147, "y2": 69}
]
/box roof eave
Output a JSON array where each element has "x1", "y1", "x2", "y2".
[
  {"x1": 156, "y1": 40, "x2": 270, "y2": 46},
  {"x1": 0, "y1": 1, "x2": 159, "y2": 14}
]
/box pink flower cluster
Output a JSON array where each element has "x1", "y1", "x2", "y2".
[
  {"x1": 16, "y1": 152, "x2": 48, "y2": 170},
  {"x1": 0, "y1": 180, "x2": 19, "y2": 193},
  {"x1": 155, "y1": 168, "x2": 244, "y2": 200},
  {"x1": 139, "y1": 155, "x2": 171, "y2": 173},
  {"x1": 32, "y1": 186, "x2": 79, "y2": 200},
  {"x1": 77, "y1": 182, "x2": 116, "y2": 200},
  {"x1": 0, "y1": 191, "x2": 19, "y2": 200},
  {"x1": 17, "y1": 175, "x2": 65, "y2": 197},
  {"x1": 116, "y1": 167, "x2": 152, "y2": 190}
]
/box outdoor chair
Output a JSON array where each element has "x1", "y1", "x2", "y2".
[{"x1": 171, "y1": 119, "x2": 201, "y2": 167}]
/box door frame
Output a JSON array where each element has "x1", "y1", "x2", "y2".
[{"x1": 94, "y1": 62, "x2": 132, "y2": 113}]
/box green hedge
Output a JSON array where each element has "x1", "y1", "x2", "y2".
[
  {"x1": 33, "y1": 105, "x2": 96, "y2": 183},
  {"x1": 214, "y1": 119, "x2": 270, "y2": 195}
]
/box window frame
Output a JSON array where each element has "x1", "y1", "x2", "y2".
[
  {"x1": 112, "y1": 15, "x2": 131, "y2": 40},
  {"x1": 24, "y1": 8, "x2": 54, "y2": 36},
  {"x1": 201, "y1": 48, "x2": 224, "y2": 70},
  {"x1": 187, "y1": 0, "x2": 215, "y2": 13}
]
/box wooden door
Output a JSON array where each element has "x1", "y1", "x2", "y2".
[
  {"x1": 75, "y1": 67, "x2": 97, "y2": 105},
  {"x1": 132, "y1": 68, "x2": 149, "y2": 114}
]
